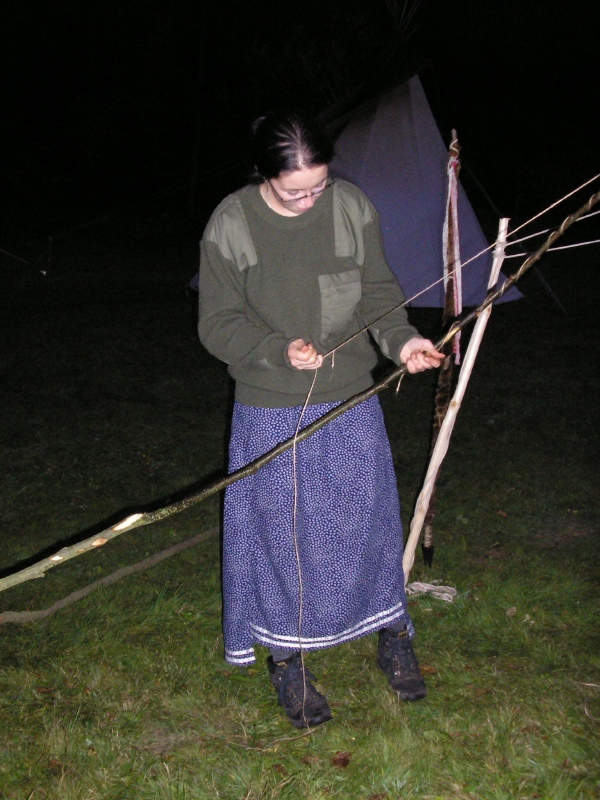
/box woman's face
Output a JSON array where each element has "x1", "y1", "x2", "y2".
[{"x1": 268, "y1": 164, "x2": 330, "y2": 215}]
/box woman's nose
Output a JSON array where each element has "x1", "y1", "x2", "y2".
[{"x1": 297, "y1": 193, "x2": 316, "y2": 208}]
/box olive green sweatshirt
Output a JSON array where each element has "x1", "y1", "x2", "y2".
[{"x1": 198, "y1": 179, "x2": 418, "y2": 408}]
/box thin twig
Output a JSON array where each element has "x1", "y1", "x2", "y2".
[
  {"x1": 220, "y1": 727, "x2": 316, "y2": 751},
  {"x1": 583, "y1": 699, "x2": 600, "y2": 721}
]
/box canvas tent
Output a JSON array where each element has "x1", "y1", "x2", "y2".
[{"x1": 326, "y1": 74, "x2": 522, "y2": 306}]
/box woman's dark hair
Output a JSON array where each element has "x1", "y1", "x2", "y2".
[{"x1": 249, "y1": 109, "x2": 334, "y2": 183}]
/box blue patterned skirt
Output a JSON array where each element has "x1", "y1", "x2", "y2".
[{"x1": 222, "y1": 395, "x2": 412, "y2": 665}]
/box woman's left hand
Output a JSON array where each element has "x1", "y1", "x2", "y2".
[
  {"x1": 287, "y1": 339, "x2": 324, "y2": 370},
  {"x1": 400, "y1": 337, "x2": 445, "y2": 374}
]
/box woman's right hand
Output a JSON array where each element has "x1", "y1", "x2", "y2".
[{"x1": 287, "y1": 339, "x2": 324, "y2": 370}]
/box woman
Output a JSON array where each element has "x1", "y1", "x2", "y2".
[{"x1": 198, "y1": 109, "x2": 443, "y2": 729}]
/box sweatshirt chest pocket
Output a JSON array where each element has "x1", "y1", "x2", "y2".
[{"x1": 318, "y1": 269, "x2": 362, "y2": 342}]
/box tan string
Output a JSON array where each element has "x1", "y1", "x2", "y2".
[
  {"x1": 509, "y1": 173, "x2": 600, "y2": 237},
  {"x1": 291, "y1": 369, "x2": 319, "y2": 728}
]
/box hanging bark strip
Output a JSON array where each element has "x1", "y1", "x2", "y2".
[
  {"x1": 403, "y1": 218, "x2": 509, "y2": 583},
  {"x1": 1, "y1": 190, "x2": 598, "y2": 596},
  {"x1": 422, "y1": 131, "x2": 463, "y2": 566}
]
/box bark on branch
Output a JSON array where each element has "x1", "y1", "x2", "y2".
[{"x1": 1, "y1": 189, "x2": 598, "y2": 596}]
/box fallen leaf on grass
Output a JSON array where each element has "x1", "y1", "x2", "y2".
[
  {"x1": 497, "y1": 510, "x2": 508, "y2": 517},
  {"x1": 474, "y1": 687, "x2": 492, "y2": 697},
  {"x1": 36, "y1": 686, "x2": 55, "y2": 694},
  {"x1": 420, "y1": 664, "x2": 437, "y2": 675},
  {"x1": 137, "y1": 729, "x2": 184, "y2": 757},
  {"x1": 331, "y1": 751, "x2": 351, "y2": 767},
  {"x1": 520, "y1": 724, "x2": 541, "y2": 734},
  {"x1": 272, "y1": 764, "x2": 286, "y2": 775},
  {"x1": 301, "y1": 754, "x2": 319, "y2": 765},
  {"x1": 506, "y1": 606, "x2": 517, "y2": 617},
  {"x1": 48, "y1": 758, "x2": 63, "y2": 775}
]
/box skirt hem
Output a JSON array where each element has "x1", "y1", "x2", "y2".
[{"x1": 224, "y1": 606, "x2": 414, "y2": 665}]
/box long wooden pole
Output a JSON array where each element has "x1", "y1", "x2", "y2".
[
  {"x1": 403, "y1": 218, "x2": 509, "y2": 582},
  {"x1": 422, "y1": 131, "x2": 462, "y2": 566},
  {"x1": 1, "y1": 191, "x2": 598, "y2": 595}
]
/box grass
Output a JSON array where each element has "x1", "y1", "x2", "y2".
[{"x1": 0, "y1": 214, "x2": 599, "y2": 798}]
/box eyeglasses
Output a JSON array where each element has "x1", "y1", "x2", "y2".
[{"x1": 268, "y1": 177, "x2": 335, "y2": 205}]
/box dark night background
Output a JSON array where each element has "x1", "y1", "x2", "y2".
[{"x1": 1, "y1": 0, "x2": 598, "y2": 251}]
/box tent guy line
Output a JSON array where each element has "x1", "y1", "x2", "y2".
[{"x1": 0, "y1": 248, "x2": 31, "y2": 266}]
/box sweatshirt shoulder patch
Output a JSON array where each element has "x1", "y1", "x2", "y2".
[
  {"x1": 332, "y1": 180, "x2": 377, "y2": 266},
  {"x1": 204, "y1": 192, "x2": 258, "y2": 271}
]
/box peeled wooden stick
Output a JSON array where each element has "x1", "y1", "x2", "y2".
[
  {"x1": 402, "y1": 218, "x2": 510, "y2": 583},
  {"x1": 0, "y1": 513, "x2": 145, "y2": 592}
]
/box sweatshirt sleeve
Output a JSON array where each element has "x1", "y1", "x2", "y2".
[
  {"x1": 198, "y1": 238, "x2": 292, "y2": 370},
  {"x1": 357, "y1": 213, "x2": 419, "y2": 365}
]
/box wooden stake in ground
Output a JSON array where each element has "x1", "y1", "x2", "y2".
[{"x1": 403, "y1": 218, "x2": 509, "y2": 583}]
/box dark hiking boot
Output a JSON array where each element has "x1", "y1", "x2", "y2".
[
  {"x1": 267, "y1": 654, "x2": 332, "y2": 729},
  {"x1": 376, "y1": 628, "x2": 427, "y2": 701}
]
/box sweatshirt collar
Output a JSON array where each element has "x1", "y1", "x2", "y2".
[{"x1": 244, "y1": 183, "x2": 330, "y2": 229}]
